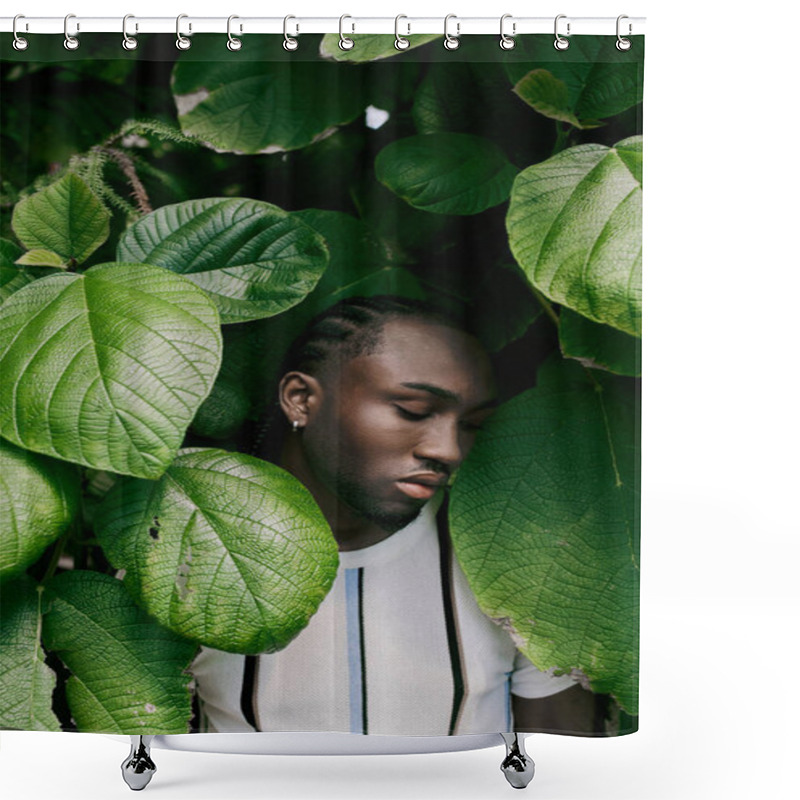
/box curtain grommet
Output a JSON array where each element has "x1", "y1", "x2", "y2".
[
  {"x1": 616, "y1": 15, "x2": 632, "y2": 50},
  {"x1": 63, "y1": 13, "x2": 80, "y2": 51},
  {"x1": 338, "y1": 14, "x2": 355, "y2": 50},
  {"x1": 175, "y1": 14, "x2": 191, "y2": 50},
  {"x1": 283, "y1": 15, "x2": 299, "y2": 51},
  {"x1": 122, "y1": 14, "x2": 138, "y2": 51},
  {"x1": 227, "y1": 15, "x2": 242, "y2": 51},
  {"x1": 12, "y1": 14, "x2": 29, "y2": 51},
  {"x1": 554, "y1": 14, "x2": 570, "y2": 51},
  {"x1": 443, "y1": 14, "x2": 460, "y2": 50},
  {"x1": 499, "y1": 14, "x2": 516, "y2": 50},
  {"x1": 394, "y1": 15, "x2": 410, "y2": 50}
]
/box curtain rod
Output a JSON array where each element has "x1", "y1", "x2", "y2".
[{"x1": 1, "y1": 16, "x2": 646, "y2": 37}]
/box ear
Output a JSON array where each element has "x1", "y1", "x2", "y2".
[{"x1": 278, "y1": 371, "x2": 323, "y2": 430}]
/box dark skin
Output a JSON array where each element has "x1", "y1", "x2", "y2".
[{"x1": 278, "y1": 316, "x2": 598, "y2": 733}]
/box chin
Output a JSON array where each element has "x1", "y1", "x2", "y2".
[
  {"x1": 352, "y1": 495, "x2": 424, "y2": 534},
  {"x1": 332, "y1": 477, "x2": 426, "y2": 534}
]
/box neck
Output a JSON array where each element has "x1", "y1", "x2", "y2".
[{"x1": 280, "y1": 435, "x2": 396, "y2": 552}]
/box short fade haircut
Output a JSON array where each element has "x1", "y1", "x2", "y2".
[{"x1": 283, "y1": 294, "x2": 472, "y2": 377}]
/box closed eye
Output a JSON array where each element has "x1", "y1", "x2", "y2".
[{"x1": 394, "y1": 405, "x2": 429, "y2": 421}]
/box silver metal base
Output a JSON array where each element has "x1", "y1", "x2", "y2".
[
  {"x1": 121, "y1": 736, "x2": 156, "y2": 791},
  {"x1": 118, "y1": 731, "x2": 534, "y2": 790},
  {"x1": 500, "y1": 732, "x2": 535, "y2": 789}
]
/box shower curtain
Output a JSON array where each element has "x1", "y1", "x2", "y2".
[{"x1": 0, "y1": 28, "x2": 642, "y2": 740}]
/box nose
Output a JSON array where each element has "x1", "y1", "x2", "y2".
[{"x1": 415, "y1": 416, "x2": 465, "y2": 470}]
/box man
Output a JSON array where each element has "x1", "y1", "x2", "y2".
[{"x1": 191, "y1": 296, "x2": 598, "y2": 735}]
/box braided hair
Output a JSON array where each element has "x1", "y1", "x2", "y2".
[
  {"x1": 283, "y1": 295, "x2": 467, "y2": 377},
  {"x1": 250, "y1": 295, "x2": 471, "y2": 458}
]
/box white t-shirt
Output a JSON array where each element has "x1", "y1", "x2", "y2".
[{"x1": 191, "y1": 493, "x2": 575, "y2": 735}]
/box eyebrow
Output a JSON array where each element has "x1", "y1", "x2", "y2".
[{"x1": 399, "y1": 382, "x2": 498, "y2": 411}]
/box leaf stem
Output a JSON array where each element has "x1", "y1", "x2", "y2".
[
  {"x1": 552, "y1": 122, "x2": 570, "y2": 156},
  {"x1": 583, "y1": 367, "x2": 623, "y2": 488},
  {"x1": 42, "y1": 534, "x2": 68, "y2": 583},
  {"x1": 531, "y1": 287, "x2": 560, "y2": 328}
]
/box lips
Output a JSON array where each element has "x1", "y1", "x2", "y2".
[{"x1": 395, "y1": 474, "x2": 448, "y2": 501}]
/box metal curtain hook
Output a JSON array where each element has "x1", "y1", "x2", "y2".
[
  {"x1": 64, "y1": 13, "x2": 79, "y2": 50},
  {"x1": 283, "y1": 15, "x2": 299, "y2": 51},
  {"x1": 122, "y1": 15, "x2": 138, "y2": 51},
  {"x1": 443, "y1": 13, "x2": 460, "y2": 50},
  {"x1": 227, "y1": 15, "x2": 242, "y2": 51},
  {"x1": 12, "y1": 14, "x2": 29, "y2": 51},
  {"x1": 339, "y1": 14, "x2": 355, "y2": 50},
  {"x1": 554, "y1": 14, "x2": 570, "y2": 50},
  {"x1": 499, "y1": 14, "x2": 515, "y2": 50},
  {"x1": 616, "y1": 14, "x2": 632, "y2": 50},
  {"x1": 394, "y1": 14, "x2": 410, "y2": 50},
  {"x1": 176, "y1": 14, "x2": 191, "y2": 50}
]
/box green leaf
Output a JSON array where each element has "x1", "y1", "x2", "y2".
[
  {"x1": 0, "y1": 439, "x2": 80, "y2": 578},
  {"x1": 173, "y1": 60, "x2": 367, "y2": 154},
  {"x1": 233, "y1": 209, "x2": 428, "y2": 414},
  {"x1": 412, "y1": 63, "x2": 472, "y2": 134},
  {"x1": 294, "y1": 208, "x2": 424, "y2": 308},
  {"x1": 190, "y1": 377, "x2": 251, "y2": 440},
  {"x1": 375, "y1": 133, "x2": 518, "y2": 215},
  {"x1": 506, "y1": 137, "x2": 642, "y2": 336},
  {"x1": 319, "y1": 33, "x2": 439, "y2": 62},
  {"x1": 1, "y1": 239, "x2": 38, "y2": 305},
  {"x1": 469, "y1": 262, "x2": 542, "y2": 353},
  {"x1": 0, "y1": 262, "x2": 222, "y2": 479},
  {"x1": 0, "y1": 577, "x2": 61, "y2": 731},
  {"x1": 354, "y1": 180, "x2": 452, "y2": 261},
  {"x1": 559, "y1": 308, "x2": 641, "y2": 377},
  {"x1": 42, "y1": 571, "x2": 197, "y2": 733},
  {"x1": 11, "y1": 174, "x2": 110, "y2": 264},
  {"x1": 94, "y1": 448, "x2": 339, "y2": 654},
  {"x1": 506, "y1": 36, "x2": 644, "y2": 124},
  {"x1": 449, "y1": 360, "x2": 639, "y2": 714},
  {"x1": 0, "y1": 239, "x2": 23, "y2": 267},
  {"x1": 15, "y1": 249, "x2": 69, "y2": 269},
  {"x1": 513, "y1": 69, "x2": 590, "y2": 129},
  {"x1": 117, "y1": 198, "x2": 329, "y2": 325}
]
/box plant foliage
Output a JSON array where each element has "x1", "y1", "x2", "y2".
[{"x1": 0, "y1": 33, "x2": 642, "y2": 731}]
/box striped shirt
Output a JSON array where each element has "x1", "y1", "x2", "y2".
[{"x1": 191, "y1": 493, "x2": 575, "y2": 735}]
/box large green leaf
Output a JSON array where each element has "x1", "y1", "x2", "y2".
[
  {"x1": 506, "y1": 36, "x2": 644, "y2": 125},
  {"x1": 376, "y1": 133, "x2": 518, "y2": 216},
  {"x1": 11, "y1": 173, "x2": 110, "y2": 265},
  {"x1": 94, "y1": 448, "x2": 339, "y2": 654},
  {"x1": 559, "y1": 308, "x2": 641, "y2": 377},
  {"x1": 0, "y1": 439, "x2": 80, "y2": 578},
  {"x1": 320, "y1": 33, "x2": 439, "y2": 62},
  {"x1": 42, "y1": 571, "x2": 197, "y2": 733},
  {"x1": 0, "y1": 576, "x2": 61, "y2": 731},
  {"x1": 0, "y1": 262, "x2": 222, "y2": 479},
  {"x1": 117, "y1": 198, "x2": 329, "y2": 324},
  {"x1": 172, "y1": 60, "x2": 367, "y2": 154},
  {"x1": 449, "y1": 359, "x2": 639, "y2": 713},
  {"x1": 507, "y1": 137, "x2": 642, "y2": 336}
]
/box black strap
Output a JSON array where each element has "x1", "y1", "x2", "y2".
[{"x1": 436, "y1": 495, "x2": 466, "y2": 735}]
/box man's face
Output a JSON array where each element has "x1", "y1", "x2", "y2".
[{"x1": 299, "y1": 317, "x2": 496, "y2": 533}]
